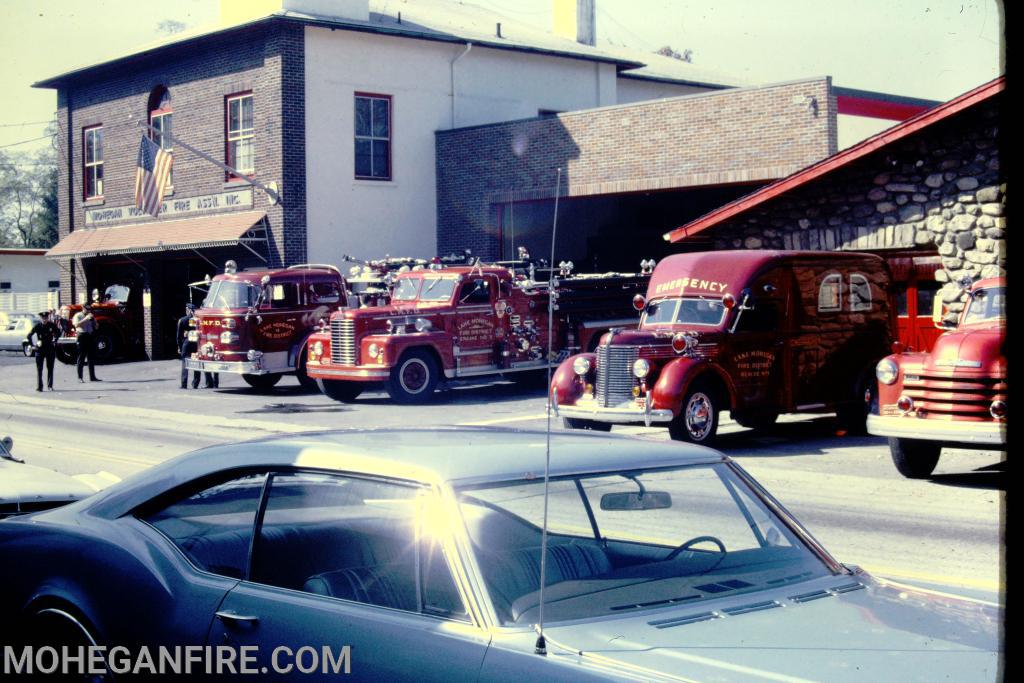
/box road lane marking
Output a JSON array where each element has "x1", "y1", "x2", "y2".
[{"x1": 459, "y1": 413, "x2": 548, "y2": 426}]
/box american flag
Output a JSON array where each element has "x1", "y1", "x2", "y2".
[{"x1": 134, "y1": 136, "x2": 173, "y2": 217}]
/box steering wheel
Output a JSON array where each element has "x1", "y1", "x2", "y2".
[{"x1": 664, "y1": 535, "x2": 727, "y2": 561}]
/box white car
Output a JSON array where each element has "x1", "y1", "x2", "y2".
[
  {"x1": 0, "y1": 436, "x2": 119, "y2": 519},
  {"x1": 0, "y1": 315, "x2": 40, "y2": 356}
]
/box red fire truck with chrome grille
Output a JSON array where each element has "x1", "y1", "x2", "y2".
[
  {"x1": 868, "y1": 276, "x2": 1006, "y2": 478},
  {"x1": 304, "y1": 261, "x2": 651, "y2": 403}
]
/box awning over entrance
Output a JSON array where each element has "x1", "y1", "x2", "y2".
[{"x1": 45, "y1": 210, "x2": 267, "y2": 259}]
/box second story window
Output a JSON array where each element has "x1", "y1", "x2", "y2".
[
  {"x1": 354, "y1": 93, "x2": 391, "y2": 180},
  {"x1": 226, "y1": 92, "x2": 254, "y2": 177},
  {"x1": 148, "y1": 86, "x2": 173, "y2": 186},
  {"x1": 83, "y1": 125, "x2": 103, "y2": 199}
]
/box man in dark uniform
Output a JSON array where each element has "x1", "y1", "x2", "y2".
[
  {"x1": 177, "y1": 304, "x2": 201, "y2": 389},
  {"x1": 27, "y1": 311, "x2": 61, "y2": 392}
]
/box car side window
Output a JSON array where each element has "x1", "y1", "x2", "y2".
[
  {"x1": 141, "y1": 473, "x2": 267, "y2": 579},
  {"x1": 250, "y1": 472, "x2": 469, "y2": 621}
]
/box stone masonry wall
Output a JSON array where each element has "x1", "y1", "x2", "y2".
[
  {"x1": 705, "y1": 94, "x2": 1004, "y2": 314},
  {"x1": 436, "y1": 77, "x2": 837, "y2": 260}
]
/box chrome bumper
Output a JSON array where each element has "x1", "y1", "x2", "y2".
[
  {"x1": 305, "y1": 361, "x2": 390, "y2": 381},
  {"x1": 184, "y1": 358, "x2": 263, "y2": 375},
  {"x1": 556, "y1": 399, "x2": 675, "y2": 425},
  {"x1": 867, "y1": 414, "x2": 1006, "y2": 446}
]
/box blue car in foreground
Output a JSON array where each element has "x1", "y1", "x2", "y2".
[{"x1": 0, "y1": 429, "x2": 1001, "y2": 681}]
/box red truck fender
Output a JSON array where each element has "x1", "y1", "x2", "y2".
[
  {"x1": 550, "y1": 352, "x2": 596, "y2": 404},
  {"x1": 651, "y1": 357, "x2": 736, "y2": 417}
]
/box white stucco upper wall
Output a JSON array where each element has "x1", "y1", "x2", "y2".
[
  {"x1": 0, "y1": 252, "x2": 60, "y2": 292},
  {"x1": 615, "y1": 78, "x2": 719, "y2": 104},
  {"x1": 304, "y1": 26, "x2": 622, "y2": 263}
]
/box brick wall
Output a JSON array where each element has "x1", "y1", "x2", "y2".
[
  {"x1": 53, "y1": 20, "x2": 306, "y2": 309},
  {"x1": 702, "y1": 94, "x2": 1004, "y2": 314},
  {"x1": 436, "y1": 77, "x2": 836, "y2": 259}
]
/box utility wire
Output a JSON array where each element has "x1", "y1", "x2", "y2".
[
  {"x1": 0, "y1": 135, "x2": 53, "y2": 150},
  {"x1": 0, "y1": 120, "x2": 55, "y2": 128}
]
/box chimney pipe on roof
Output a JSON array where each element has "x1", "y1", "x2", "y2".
[{"x1": 552, "y1": 0, "x2": 596, "y2": 46}]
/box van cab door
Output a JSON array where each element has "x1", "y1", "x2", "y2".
[
  {"x1": 724, "y1": 272, "x2": 790, "y2": 413},
  {"x1": 453, "y1": 275, "x2": 498, "y2": 372}
]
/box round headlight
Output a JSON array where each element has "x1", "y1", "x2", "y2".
[
  {"x1": 896, "y1": 395, "x2": 914, "y2": 413},
  {"x1": 385, "y1": 319, "x2": 395, "y2": 334},
  {"x1": 572, "y1": 357, "x2": 591, "y2": 376},
  {"x1": 312, "y1": 341, "x2": 323, "y2": 356},
  {"x1": 414, "y1": 317, "x2": 431, "y2": 332},
  {"x1": 368, "y1": 343, "x2": 380, "y2": 359},
  {"x1": 876, "y1": 358, "x2": 899, "y2": 385},
  {"x1": 632, "y1": 358, "x2": 650, "y2": 379}
]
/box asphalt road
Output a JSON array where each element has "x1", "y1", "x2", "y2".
[{"x1": 0, "y1": 351, "x2": 1005, "y2": 597}]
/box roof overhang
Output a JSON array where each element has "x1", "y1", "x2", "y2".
[
  {"x1": 45, "y1": 211, "x2": 267, "y2": 259},
  {"x1": 664, "y1": 76, "x2": 1004, "y2": 244}
]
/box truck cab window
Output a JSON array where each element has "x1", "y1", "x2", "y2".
[
  {"x1": 309, "y1": 281, "x2": 341, "y2": 304},
  {"x1": 735, "y1": 301, "x2": 779, "y2": 333},
  {"x1": 269, "y1": 283, "x2": 298, "y2": 309},
  {"x1": 459, "y1": 280, "x2": 490, "y2": 305}
]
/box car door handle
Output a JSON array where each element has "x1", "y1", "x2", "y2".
[{"x1": 216, "y1": 610, "x2": 260, "y2": 626}]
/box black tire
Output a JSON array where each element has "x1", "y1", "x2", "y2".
[
  {"x1": 91, "y1": 327, "x2": 119, "y2": 363},
  {"x1": 732, "y1": 409, "x2": 779, "y2": 432},
  {"x1": 243, "y1": 373, "x2": 283, "y2": 390},
  {"x1": 386, "y1": 348, "x2": 440, "y2": 403},
  {"x1": 889, "y1": 437, "x2": 941, "y2": 479},
  {"x1": 318, "y1": 378, "x2": 364, "y2": 402},
  {"x1": 563, "y1": 417, "x2": 612, "y2": 431},
  {"x1": 668, "y1": 383, "x2": 721, "y2": 444},
  {"x1": 295, "y1": 349, "x2": 319, "y2": 392},
  {"x1": 55, "y1": 345, "x2": 77, "y2": 365},
  {"x1": 837, "y1": 370, "x2": 876, "y2": 435}
]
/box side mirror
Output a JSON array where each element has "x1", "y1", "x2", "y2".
[
  {"x1": 932, "y1": 297, "x2": 957, "y2": 329},
  {"x1": 600, "y1": 491, "x2": 672, "y2": 511}
]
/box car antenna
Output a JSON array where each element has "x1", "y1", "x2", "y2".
[{"x1": 535, "y1": 166, "x2": 562, "y2": 656}]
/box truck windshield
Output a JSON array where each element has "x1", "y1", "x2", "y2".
[
  {"x1": 642, "y1": 297, "x2": 726, "y2": 327},
  {"x1": 419, "y1": 277, "x2": 458, "y2": 302},
  {"x1": 202, "y1": 281, "x2": 259, "y2": 309},
  {"x1": 103, "y1": 285, "x2": 130, "y2": 303},
  {"x1": 963, "y1": 286, "x2": 1005, "y2": 324},
  {"x1": 392, "y1": 278, "x2": 421, "y2": 301}
]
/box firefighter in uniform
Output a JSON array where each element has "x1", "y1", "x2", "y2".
[
  {"x1": 27, "y1": 311, "x2": 61, "y2": 391},
  {"x1": 177, "y1": 304, "x2": 201, "y2": 389}
]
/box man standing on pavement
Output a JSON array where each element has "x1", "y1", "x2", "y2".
[
  {"x1": 177, "y1": 304, "x2": 202, "y2": 389},
  {"x1": 72, "y1": 304, "x2": 100, "y2": 383},
  {"x1": 27, "y1": 311, "x2": 61, "y2": 391}
]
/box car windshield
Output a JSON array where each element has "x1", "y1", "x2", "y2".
[
  {"x1": 458, "y1": 463, "x2": 831, "y2": 625},
  {"x1": 202, "y1": 280, "x2": 259, "y2": 309},
  {"x1": 642, "y1": 297, "x2": 726, "y2": 327},
  {"x1": 103, "y1": 285, "x2": 130, "y2": 303},
  {"x1": 963, "y1": 286, "x2": 1005, "y2": 324}
]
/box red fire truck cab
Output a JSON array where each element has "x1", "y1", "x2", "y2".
[
  {"x1": 868, "y1": 277, "x2": 1006, "y2": 478},
  {"x1": 305, "y1": 262, "x2": 649, "y2": 403},
  {"x1": 551, "y1": 250, "x2": 896, "y2": 444},
  {"x1": 184, "y1": 262, "x2": 354, "y2": 389}
]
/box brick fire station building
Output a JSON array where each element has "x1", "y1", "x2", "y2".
[{"x1": 40, "y1": 0, "x2": 937, "y2": 358}]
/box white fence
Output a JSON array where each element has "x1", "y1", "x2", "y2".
[{"x1": 0, "y1": 291, "x2": 60, "y2": 313}]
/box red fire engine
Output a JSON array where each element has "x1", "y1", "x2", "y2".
[
  {"x1": 184, "y1": 261, "x2": 357, "y2": 389},
  {"x1": 304, "y1": 260, "x2": 652, "y2": 403},
  {"x1": 868, "y1": 276, "x2": 1006, "y2": 478},
  {"x1": 551, "y1": 250, "x2": 896, "y2": 443},
  {"x1": 57, "y1": 284, "x2": 143, "y2": 364}
]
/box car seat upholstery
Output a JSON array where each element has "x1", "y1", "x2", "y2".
[{"x1": 303, "y1": 564, "x2": 417, "y2": 611}]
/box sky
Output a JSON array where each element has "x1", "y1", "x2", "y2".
[{"x1": 0, "y1": 0, "x2": 1004, "y2": 154}]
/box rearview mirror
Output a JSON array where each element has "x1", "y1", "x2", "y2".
[{"x1": 600, "y1": 491, "x2": 672, "y2": 511}]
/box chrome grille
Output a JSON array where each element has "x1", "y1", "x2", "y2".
[
  {"x1": 596, "y1": 345, "x2": 639, "y2": 407},
  {"x1": 331, "y1": 318, "x2": 357, "y2": 365},
  {"x1": 903, "y1": 373, "x2": 1007, "y2": 418}
]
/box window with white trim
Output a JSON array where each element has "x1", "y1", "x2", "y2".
[
  {"x1": 354, "y1": 93, "x2": 391, "y2": 180},
  {"x1": 818, "y1": 273, "x2": 842, "y2": 312},
  {"x1": 83, "y1": 125, "x2": 103, "y2": 199},
  {"x1": 149, "y1": 86, "x2": 174, "y2": 186},
  {"x1": 226, "y1": 93, "x2": 254, "y2": 176},
  {"x1": 848, "y1": 273, "x2": 873, "y2": 312}
]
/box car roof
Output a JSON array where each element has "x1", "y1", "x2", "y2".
[{"x1": 86, "y1": 428, "x2": 726, "y2": 518}]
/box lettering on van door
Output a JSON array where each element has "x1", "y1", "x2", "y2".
[{"x1": 734, "y1": 350, "x2": 775, "y2": 379}]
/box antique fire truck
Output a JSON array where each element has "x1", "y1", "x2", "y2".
[
  {"x1": 57, "y1": 284, "x2": 143, "y2": 364},
  {"x1": 305, "y1": 260, "x2": 652, "y2": 403},
  {"x1": 184, "y1": 261, "x2": 358, "y2": 389},
  {"x1": 868, "y1": 276, "x2": 1006, "y2": 478},
  {"x1": 551, "y1": 250, "x2": 896, "y2": 444}
]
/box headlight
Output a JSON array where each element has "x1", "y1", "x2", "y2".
[
  {"x1": 247, "y1": 349, "x2": 263, "y2": 361},
  {"x1": 572, "y1": 357, "x2": 591, "y2": 376},
  {"x1": 876, "y1": 358, "x2": 899, "y2": 385},
  {"x1": 187, "y1": 330, "x2": 199, "y2": 342},
  {"x1": 222, "y1": 318, "x2": 236, "y2": 329},
  {"x1": 312, "y1": 341, "x2": 323, "y2": 356},
  {"x1": 368, "y1": 343, "x2": 380, "y2": 359},
  {"x1": 220, "y1": 331, "x2": 239, "y2": 344},
  {"x1": 414, "y1": 317, "x2": 431, "y2": 332},
  {"x1": 385, "y1": 320, "x2": 395, "y2": 334},
  {"x1": 632, "y1": 358, "x2": 650, "y2": 379}
]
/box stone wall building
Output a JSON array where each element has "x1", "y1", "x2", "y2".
[{"x1": 664, "y1": 77, "x2": 1005, "y2": 351}]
